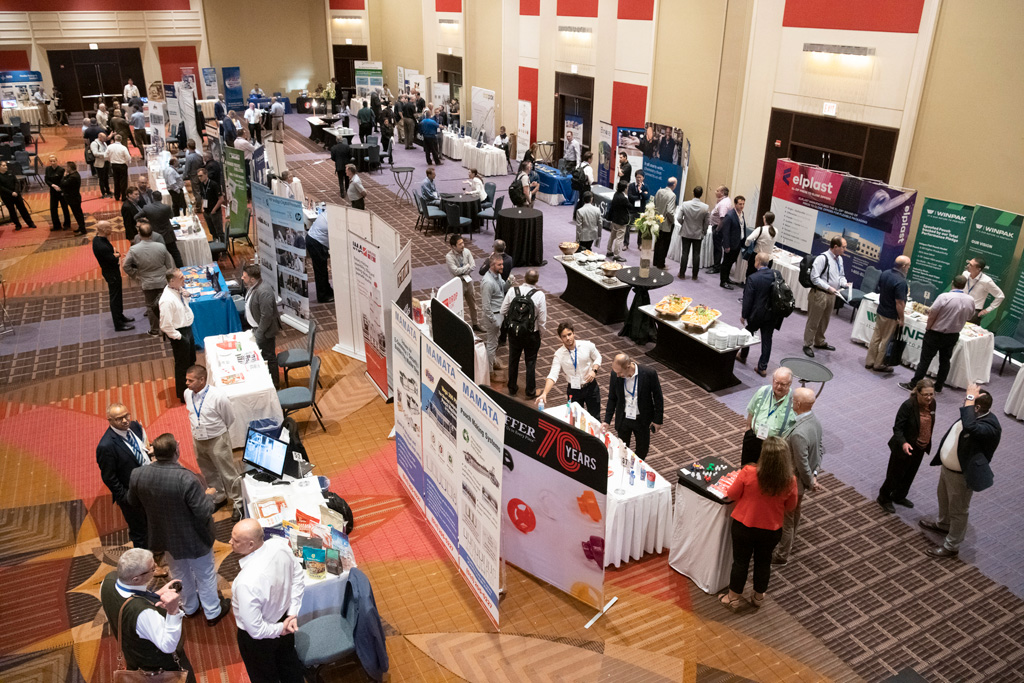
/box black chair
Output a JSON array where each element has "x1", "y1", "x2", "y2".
[
  {"x1": 477, "y1": 195, "x2": 503, "y2": 232},
  {"x1": 209, "y1": 240, "x2": 235, "y2": 267},
  {"x1": 277, "y1": 356, "x2": 326, "y2": 432},
  {"x1": 842, "y1": 265, "x2": 882, "y2": 320},
  {"x1": 14, "y1": 151, "x2": 40, "y2": 187},
  {"x1": 414, "y1": 194, "x2": 444, "y2": 233},
  {"x1": 908, "y1": 279, "x2": 938, "y2": 306},
  {"x1": 445, "y1": 202, "x2": 471, "y2": 239},
  {"x1": 994, "y1": 316, "x2": 1024, "y2": 375},
  {"x1": 228, "y1": 210, "x2": 254, "y2": 255},
  {"x1": 277, "y1": 319, "x2": 322, "y2": 388}
]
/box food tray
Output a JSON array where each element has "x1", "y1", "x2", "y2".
[
  {"x1": 654, "y1": 295, "x2": 692, "y2": 319},
  {"x1": 679, "y1": 304, "x2": 722, "y2": 331}
]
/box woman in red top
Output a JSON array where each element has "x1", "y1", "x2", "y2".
[{"x1": 722, "y1": 436, "x2": 798, "y2": 611}]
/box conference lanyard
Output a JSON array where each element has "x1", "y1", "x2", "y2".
[
  {"x1": 966, "y1": 279, "x2": 977, "y2": 295},
  {"x1": 626, "y1": 373, "x2": 637, "y2": 400},
  {"x1": 572, "y1": 347, "x2": 578, "y2": 372},
  {"x1": 193, "y1": 388, "x2": 207, "y2": 421}
]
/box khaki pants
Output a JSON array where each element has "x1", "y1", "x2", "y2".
[
  {"x1": 462, "y1": 279, "x2": 478, "y2": 326},
  {"x1": 403, "y1": 118, "x2": 416, "y2": 149},
  {"x1": 803, "y1": 289, "x2": 836, "y2": 347},
  {"x1": 774, "y1": 491, "x2": 804, "y2": 562},
  {"x1": 193, "y1": 431, "x2": 240, "y2": 507},
  {"x1": 866, "y1": 314, "x2": 899, "y2": 368},
  {"x1": 607, "y1": 222, "x2": 626, "y2": 257},
  {"x1": 937, "y1": 465, "x2": 974, "y2": 551}
]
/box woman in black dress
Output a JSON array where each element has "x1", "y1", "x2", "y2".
[
  {"x1": 62, "y1": 160, "x2": 88, "y2": 235},
  {"x1": 44, "y1": 154, "x2": 70, "y2": 231},
  {"x1": 0, "y1": 160, "x2": 36, "y2": 230}
]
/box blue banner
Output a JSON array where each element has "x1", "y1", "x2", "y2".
[
  {"x1": 222, "y1": 66, "x2": 243, "y2": 113},
  {"x1": 0, "y1": 71, "x2": 42, "y2": 84}
]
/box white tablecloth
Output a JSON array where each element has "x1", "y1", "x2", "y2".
[
  {"x1": 442, "y1": 131, "x2": 469, "y2": 160},
  {"x1": 174, "y1": 218, "x2": 214, "y2": 267},
  {"x1": 205, "y1": 331, "x2": 285, "y2": 448},
  {"x1": 851, "y1": 295, "x2": 994, "y2": 389},
  {"x1": 462, "y1": 144, "x2": 506, "y2": 177},
  {"x1": 668, "y1": 483, "x2": 733, "y2": 594},
  {"x1": 1005, "y1": 370, "x2": 1024, "y2": 420},
  {"x1": 2, "y1": 106, "x2": 43, "y2": 125},
  {"x1": 771, "y1": 247, "x2": 810, "y2": 312},
  {"x1": 197, "y1": 99, "x2": 218, "y2": 119}
]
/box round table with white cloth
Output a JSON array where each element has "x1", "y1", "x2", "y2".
[
  {"x1": 1005, "y1": 370, "x2": 1024, "y2": 420},
  {"x1": 2, "y1": 106, "x2": 44, "y2": 125},
  {"x1": 666, "y1": 226, "x2": 717, "y2": 276},
  {"x1": 462, "y1": 143, "x2": 507, "y2": 177}
]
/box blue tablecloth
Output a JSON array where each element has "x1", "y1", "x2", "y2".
[
  {"x1": 534, "y1": 164, "x2": 577, "y2": 205},
  {"x1": 248, "y1": 96, "x2": 292, "y2": 114},
  {"x1": 184, "y1": 265, "x2": 241, "y2": 349}
]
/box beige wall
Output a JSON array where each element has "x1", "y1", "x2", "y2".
[
  {"x1": 368, "y1": 0, "x2": 424, "y2": 87},
  {"x1": 203, "y1": 0, "x2": 330, "y2": 97},
  {"x1": 464, "y1": 0, "x2": 504, "y2": 120}
]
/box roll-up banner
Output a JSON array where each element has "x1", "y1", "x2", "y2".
[
  {"x1": 164, "y1": 84, "x2": 180, "y2": 130},
  {"x1": 770, "y1": 159, "x2": 917, "y2": 288},
  {"x1": 252, "y1": 145, "x2": 269, "y2": 188},
  {"x1": 597, "y1": 121, "x2": 614, "y2": 187},
  {"x1": 224, "y1": 146, "x2": 248, "y2": 235},
  {"x1": 432, "y1": 82, "x2": 450, "y2": 112},
  {"x1": 907, "y1": 198, "x2": 974, "y2": 303},
  {"x1": 421, "y1": 337, "x2": 461, "y2": 561},
  {"x1": 201, "y1": 67, "x2": 218, "y2": 100},
  {"x1": 222, "y1": 67, "x2": 244, "y2": 112},
  {"x1": 435, "y1": 276, "x2": 465, "y2": 320},
  {"x1": 620, "y1": 123, "x2": 689, "y2": 200},
  {"x1": 350, "y1": 235, "x2": 388, "y2": 397},
  {"x1": 483, "y1": 388, "x2": 607, "y2": 610},
  {"x1": 965, "y1": 206, "x2": 1024, "y2": 330},
  {"x1": 147, "y1": 102, "x2": 165, "y2": 154},
  {"x1": 392, "y1": 307, "x2": 424, "y2": 512},
  {"x1": 175, "y1": 82, "x2": 202, "y2": 149},
  {"x1": 471, "y1": 87, "x2": 495, "y2": 143},
  {"x1": 251, "y1": 183, "x2": 278, "y2": 287},
  {"x1": 517, "y1": 100, "x2": 532, "y2": 161},
  {"x1": 271, "y1": 196, "x2": 310, "y2": 325}
]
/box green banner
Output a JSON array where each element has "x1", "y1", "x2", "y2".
[
  {"x1": 908, "y1": 198, "x2": 974, "y2": 300},
  {"x1": 996, "y1": 269, "x2": 1024, "y2": 337},
  {"x1": 224, "y1": 146, "x2": 248, "y2": 235},
  {"x1": 966, "y1": 205, "x2": 1023, "y2": 328}
]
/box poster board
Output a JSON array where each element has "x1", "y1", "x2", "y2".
[
  {"x1": 350, "y1": 234, "x2": 388, "y2": 397},
  {"x1": 0, "y1": 70, "x2": 42, "y2": 102},
  {"x1": 164, "y1": 84, "x2": 180, "y2": 130},
  {"x1": 907, "y1": 198, "x2": 974, "y2": 302},
  {"x1": 222, "y1": 66, "x2": 244, "y2": 112},
  {"x1": 201, "y1": 67, "x2": 218, "y2": 100},
  {"x1": 517, "y1": 100, "x2": 532, "y2": 161},
  {"x1": 618, "y1": 122, "x2": 689, "y2": 200},
  {"x1": 251, "y1": 183, "x2": 278, "y2": 288},
  {"x1": 224, "y1": 146, "x2": 248, "y2": 235},
  {"x1": 355, "y1": 60, "x2": 384, "y2": 99},
  {"x1": 597, "y1": 121, "x2": 614, "y2": 187},
  {"x1": 471, "y1": 86, "x2": 496, "y2": 143},
  {"x1": 392, "y1": 308, "x2": 424, "y2": 512}
]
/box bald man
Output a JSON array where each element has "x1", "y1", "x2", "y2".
[
  {"x1": 774, "y1": 388, "x2": 823, "y2": 565},
  {"x1": 866, "y1": 255, "x2": 910, "y2": 372},
  {"x1": 91, "y1": 221, "x2": 135, "y2": 332},
  {"x1": 96, "y1": 402, "x2": 152, "y2": 549},
  {"x1": 231, "y1": 519, "x2": 306, "y2": 683}
]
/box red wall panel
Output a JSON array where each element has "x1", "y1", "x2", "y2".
[
  {"x1": 435, "y1": 0, "x2": 462, "y2": 12},
  {"x1": 329, "y1": 0, "x2": 365, "y2": 9},
  {"x1": 783, "y1": 0, "x2": 924, "y2": 33},
  {"x1": 0, "y1": 0, "x2": 189, "y2": 9},
  {"x1": 520, "y1": 0, "x2": 540, "y2": 16},
  {"x1": 518, "y1": 66, "x2": 538, "y2": 146},
  {"x1": 557, "y1": 0, "x2": 599, "y2": 18},
  {"x1": 611, "y1": 81, "x2": 647, "y2": 133},
  {"x1": 0, "y1": 51, "x2": 31, "y2": 72},
  {"x1": 617, "y1": 0, "x2": 655, "y2": 21},
  {"x1": 158, "y1": 46, "x2": 198, "y2": 89}
]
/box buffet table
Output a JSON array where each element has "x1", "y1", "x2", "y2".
[
  {"x1": 640, "y1": 304, "x2": 758, "y2": 392},
  {"x1": 1006, "y1": 370, "x2": 1024, "y2": 421},
  {"x1": 323, "y1": 126, "x2": 355, "y2": 145},
  {"x1": 462, "y1": 143, "x2": 506, "y2": 177},
  {"x1": 183, "y1": 265, "x2": 241, "y2": 349},
  {"x1": 173, "y1": 217, "x2": 213, "y2": 267},
  {"x1": 534, "y1": 164, "x2": 576, "y2": 206},
  {"x1": 495, "y1": 207, "x2": 545, "y2": 267},
  {"x1": 205, "y1": 331, "x2": 284, "y2": 448},
  {"x1": 851, "y1": 294, "x2": 994, "y2": 389},
  {"x1": 770, "y1": 247, "x2": 810, "y2": 312},
  {"x1": 556, "y1": 254, "x2": 630, "y2": 325}
]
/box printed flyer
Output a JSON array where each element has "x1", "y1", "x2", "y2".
[{"x1": 392, "y1": 307, "x2": 424, "y2": 512}]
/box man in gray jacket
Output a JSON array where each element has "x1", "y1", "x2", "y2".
[
  {"x1": 241, "y1": 265, "x2": 282, "y2": 388},
  {"x1": 652, "y1": 177, "x2": 677, "y2": 269},
  {"x1": 480, "y1": 255, "x2": 512, "y2": 372},
  {"x1": 674, "y1": 186, "x2": 710, "y2": 280},
  {"x1": 774, "y1": 387, "x2": 823, "y2": 564},
  {"x1": 574, "y1": 191, "x2": 602, "y2": 252},
  {"x1": 137, "y1": 195, "x2": 182, "y2": 267},
  {"x1": 122, "y1": 223, "x2": 175, "y2": 337}
]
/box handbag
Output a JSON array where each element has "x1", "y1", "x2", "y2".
[
  {"x1": 883, "y1": 327, "x2": 907, "y2": 367},
  {"x1": 113, "y1": 598, "x2": 189, "y2": 682},
  {"x1": 741, "y1": 226, "x2": 763, "y2": 260}
]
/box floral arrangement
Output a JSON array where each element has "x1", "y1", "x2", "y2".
[
  {"x1": 323, "y1": 82, "x2": 336, "y2": 102},
  {"x1": 632, "y1": 200, "x2": 664, "y2": 242}
]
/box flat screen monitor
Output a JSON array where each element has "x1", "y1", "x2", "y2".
[
  {"x1": 1, "y1": 100, "x2": 17, "y2": 109},
  {"x1": 243, "y1": 427, "x2": 289, "y2": 479}
]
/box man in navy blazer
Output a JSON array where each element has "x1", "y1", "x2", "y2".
[
  {"x1": 920, "y1": 385, "x2": 1001, "y2": 558},
  {"x1": 739, "y1": 252, "x2": 781, "y2": 376},
  {"x1": 603, "y1": 353, "x2": 663, "y2": 460},
  {"x1": 96, "y1": 403, "x2": 151, "y2": 549},
  {"x1": 719, "y1": 196, "x2": 746, "y2": 289}
]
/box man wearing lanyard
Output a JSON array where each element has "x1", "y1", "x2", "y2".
[
  {"x1": 242, "y1": 265, "x2": 282, "y2": 388},
  {"x1": 742, "y1": 368, "x2": 796, "y2": 465},
  {"x1": 537, "y1": 323, "x2": 603, "y2": 417},
  {"x1": 900, "y1": 275, "x2": 976, "y2": 393},
  {"x1": 184, "y1": 364, "x2": 239, "y2": 520},
  {"x1": 603, "y1": 353, "x2": 663, "y2": 460},
  {"x1": 196, "y1": 168, "x2": 225, "y2": 242},
  {"x1": 962, "y1": 256, "x2": 1004, "y2": 325},
  {"x1": 803, "y1": 236, "x2": 849, "y2": 358},
  {"x1": 159, "y1": 269, "x2": 196, "y2": 403}
]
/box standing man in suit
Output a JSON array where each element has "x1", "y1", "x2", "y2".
[
  {"x1": 652, "y1": 177, "x2": 677, "y2": 269},
  {"x1": 91, "y1": 221, "x2": 135, "y2": 332},
  {"x1": 96, "y1": 403, "x2": 152, "y2": 549},
  {"x1": 127, "y1": 433, "x2": 230, "y2": 626},
  {"x1": 738, "y1": 252, "x2": 780, "y2": 376},
  {"x1": 242, "y1": 265, "x2": 282, "y2": 388},
  {"x1": 773, "y1": 388, "x2": 822, "y2": 565},
  {"x1": 159, "y1": 269, "x2": 196, "y2": 402},
  {"x1": 330, "y1": 137, "x2": 351, "y2": 197},
  {"x1": 920, "y1": 385, "x2": 1001, "y2": 558},
  {"x1": 121, "y1": 186, "x2": 144, "y2": 242},
  {"x1": 624, "y1": 170, "x2": 649, "y2": 251},
  {"x1": 137, "y1": 195, "x2": 183, "y2": 267},
  {"x1": 603, "y1": 353, "x2": 664, "y2": 460},
  {"x1": 674, "y1": 186, "x2": 710, "y2": 280},
  {"x1": 719, "y1": 195, "x2": 746, "y2": 289}
]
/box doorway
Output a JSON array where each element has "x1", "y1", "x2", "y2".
[
  {"x1": 436, "y1": 53, "x2": 463, "y2": 103},
  {"x1": 47, "y1": 48, "x2": 145, "y2": 114},
  {"x1": 332, "y1": 44, "x2": 369, "y2": 101},
  {"x1": 553, "y1": 72, "x2": 594, "y2": 157}
]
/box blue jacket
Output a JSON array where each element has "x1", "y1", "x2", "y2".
[
  {"x1": 721, "y1": 208, "x2": 743, "y2": 250},
  {"x1": 742, "y1": 266, "x2": 777, "y2": 330},
  {"x1": 342, "y1": 567, "x2": 389, "y2": 681}
]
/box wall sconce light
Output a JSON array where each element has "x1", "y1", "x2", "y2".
[
  {"x1": 570, "y1": 64, "x2": 578, "y2": 74},
  {"x1": 803, "y1": 43, "x2": 875, "y2": 57},
  {"x1": 448, "y1": 47, "x2": 453, "y2": 55},
  {"x1": 89, "y1": 43, "x2": 98, "y2": 50},
  {"x1": 346, "y1": 39, "x2": 353, "y2": 45}
]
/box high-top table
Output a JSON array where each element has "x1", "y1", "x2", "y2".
[
  {"x1": 615, "y1": 267, "x2": 672, "y2": 345},
  {"x1": 495, "y1": 207, "x2": 545, "y2": 267}
]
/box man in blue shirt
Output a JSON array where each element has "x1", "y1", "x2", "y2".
[
  {"x1": 419, "y1": 166, "x2": 441, "y2": 207},
  {"x1": 866, "y1": 255, "x2": 909, "y2": 372},
  {"x1": 420, "y1": 113, "x2": 442, "y2": 166},
  {"x1": 306, "y1": 212, "x2": 334, "y2": 303},
  {"x1": 129, "y1": 109, "x2": 148, "y2": 152}
]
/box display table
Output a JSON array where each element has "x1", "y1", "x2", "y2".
[
  {"x1": 556, "y1": 254, "x2": 630, "y2": 325},
  {"x1": 196, "y1": 99, "x2": 218, "y2": 120},
  {"x1": 495, "y1": 207, "x2": 545, "y2": 267},
  {"x1": 462, "y1": 143, "x2": 506, "y2": 177},
  {"x1": 173, "y1": 217, "x2": 214, "y2": 267},
  {"x1": 249, "y1": 96, "x2": 291, "y2": 114},
  {"x1": 2, "y1": 106, "x2": 43, "y2": 125},
  {"x1": 184, "y1": 265, "x2": 241, "y2": 349},
  {"x1": 770, "y1": 247, "x2": 811, "y2": 312},
  {"x1": 323, "y1": 126, "x2": 355, "y2": 145},
  {"x1": 205, "y1": 331, "x2": 284, "y2": 448},
  {"x1": 669, "y1": 482, "x2": 734, "y2": 594},
  {"x1": 534, "y1": 164, "x2": 576, "y2": 206},
  {"x1": 1005, "y1": 370, "x2": 1024, "y2": 421},
  {"x1": 545, "y1": 404, "x2": 672, "y2": 568},
  {"x1": 640, "y1": 304, "x2": 757, "y2": 392},
  {"x1": 442, "y1": 131, "x2": 470, "y2": 160},
  {"x1": 851, "y1": 294, "x2": 994, "y2": 389},
  {"x1": 615, "y1": 267, "x2": 673, "y2": 345}
]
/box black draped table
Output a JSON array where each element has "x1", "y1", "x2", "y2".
[
  {"x1": 349, "y1": 143, "x2": 370, "y2": 172},
  {"x1": 441, "y1": 193, "x2": 482, "y2": 231},
  {"x1": 614, "y1": 267, "x2": 673, "y2": 345},
  {"x1": 557, "y1": 255, "x2": 630, "y2": 325},
  {"x1": 495, "y1": 207, "x2": 545, "y2": 267}
]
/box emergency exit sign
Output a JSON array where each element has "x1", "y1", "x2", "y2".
[{"x1": 822, "y1": 102, "x2": 837, "y2": 117}]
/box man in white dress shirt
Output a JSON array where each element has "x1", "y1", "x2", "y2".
[
  {"x1": 159, "y1": 269, "x2": 196, "y2": 402},
  {"x1": 802, "y1": 236, "x2": 849, "y2": 358},
  {"x1": 244, "y1": 101, "x2": 263, "y2": 143},
  {"x1": 231, "y1": 518, "x2": 306, "y2": 683},
  {"x1": 562, "y1": 130, "x2": 581, "y2": 171},
  {"x1": 962, "y1": 256, "x2": 1004, "y2": 325},
  {"x1": 536, "y1": 322, "x2": 602, "y2": 416},
  {"x1": 123, "y1": 78, "x2": 140, "y2": 101},
  {"x1": 184, "y1": 364, "x2": 239, "y2": 518}
]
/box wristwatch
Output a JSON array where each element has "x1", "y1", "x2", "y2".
[{"x1": 966, "y1": 394, "x2": 975, "y2": 401}]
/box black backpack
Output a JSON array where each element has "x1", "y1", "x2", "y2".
[
  {"x1": 798, "y1": 253, "x2": 828, "y2": 290},
  {"x1": 570, "y1": 165, "x2": 590, "y2": 192},
  {"x1": 506, "y1": 287, "x2": 539, "y2": 341},
  {"x1": 508, "y1": 178, "x2": 527, "y2": 207},
  {"x1": 770, "y1": 270, "x2": 796, "y2": 318},
  {"x1": 324, "y1": 492, "x2": 355, "y2": 533}
]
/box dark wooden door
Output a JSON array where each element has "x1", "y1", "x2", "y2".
[
  {"x1": 47, "y1": 48, "x2": 144, "y2": 114},
  {"x1": 332, "y1": 44, "x2": 368, "y2": 90},
  {"x1": 552, "y1": 72, "x2": 594, "y2": 155}
]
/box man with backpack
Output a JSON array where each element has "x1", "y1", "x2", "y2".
[
  {"x1": 571, "y1": 151, "x2": 594, "y2": 220},
  {"x1": 739, "y1": 252, "x2": 793, "y2": 376},
  {"x1": 802, "y1": 236, "x2": 849, "y2": 358},
  {"x1": 500, "y1": 269, "x2": 548, "y2": 398}
]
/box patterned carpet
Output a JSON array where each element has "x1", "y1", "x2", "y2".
[{"x1": 1, "y1": 123, "x2": 1023, "y2": 682}]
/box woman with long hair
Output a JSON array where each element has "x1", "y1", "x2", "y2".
[
  {"x1": 722, "y1": 436, "x2": 798, "y2": 611},
  {"x1": 877, "y1": 378, "x2": 936, "y2": 513}
]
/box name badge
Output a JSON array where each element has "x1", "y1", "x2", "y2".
[
  {"x1": 756, "y1": 422, "x2": 769, "y2": 439},
  {"x1": 202, "y1": 199, "x2": 208, "y2": 209},
  {"x1": 570, "y1": 375, "x2": 582, "y2": 390},
  {"x1": 625, "y1": 398, "x2": 638, "y2": 420}
]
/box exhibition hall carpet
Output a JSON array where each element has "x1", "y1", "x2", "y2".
[{"x1": 1, "y1": 122, "x2": 1023, "y2": 682}]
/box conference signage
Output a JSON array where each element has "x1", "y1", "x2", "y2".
[
  {"x1": 147, "y1": 102, "x2": 165, "y2": 154},
  {"x1": 597, "y1": 121, "x2": 614, "y2": 187},
  {"x1": 907, "y1": 198, "x2": 974, "y2": 302},
  {"x1": 420, "y1": 337, "x2": 461, "y2": 561},
  {"x1": 625, "y1": 122, "x2": 689, "y2": 200},
  {"x1": 770, "y1": 159, "x2": 918, "y2": 288},
  {"x1": 483, "y1": 388, "x2": 608, "y2": 610},
  {"x1": 201, "y1": 67, "x2": 218, "y2": 101},
  {"x1": 251, "y1": 183, "x2": 278, "y2": 286},
  {"x1": 0, "y1": 70, "x2": 41, "y2": 101},
  {"x1": 996, "y1": 264, "x2": 1024, "y2": 338},
  {"x1": 222, "y1": 66, "x2": 244, "y2": 112},
  {"x1": 164, "y1": 84, "x2": 180, "y2": 129},
  {"x1": 354, "y1": 60, "x2": 384, "y2": 99},
  {"x1": 174, "y1": 81, "x2": 202, "y2": 149},
  {"x1": 432, "y1": 82, "x2": 450, "y2": 112},
  {"x1": 456, "y1": 379, "x2": 505, "y2": 628},
  {"x1": 564, "y1": 114, "x2": 584, "y2": 152},
  {"x1": 224, "y1": 147, "x2": 248, "y2": 237},
  {"x1": 252, "y1": 145, "x2": 269, "y2": 188},
  {"x1": 350, "y1": 234, "x2": 388, "y2": 397},
  {"x1": 435, "y1": 276, "x2": 465, "y2": 320},
  {"x1": 270, "y1": 195, "x2": 311, "y2": 324},
  {"x1": 965, "y1": 205, "x2": 1024, "y2": 330},
  {"x1": 516, "y1": 100, "x2": 532, "y2": 161},
  {"x1": 471, "y1": 86, "x2": 496, "y2": 142},
  {"x1": 392, "y1": 307, "x2": 424, "y2": 512}
]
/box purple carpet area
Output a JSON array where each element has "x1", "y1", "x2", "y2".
[{"x1": 283, "y1": 112, "x2": 1024, "y2": 599}]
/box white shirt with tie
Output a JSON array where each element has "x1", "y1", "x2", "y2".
[
  {"x1": 184, "y1": 384, "x2": 234, "y2": 440},
  {"x1": 159, "y1": 287, "x2": 194, "y2": 340}
]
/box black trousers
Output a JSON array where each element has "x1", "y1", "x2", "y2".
[
  {"x1": 576, "y1": 240, "x2": 593, "y2": 252},
  {"x1": 236, "y1": 628, "x2": 304, "y2": 683},
  {"x1": 117, "y1": 497, "x2": 149, "y2": 549},
  {"x1": 257, "y1": 334, "x2": 279, "y2": 388},
  {"x1": 678, "y1": 236, "x2": 702, "y2": 277},
  {"x1": 653, "y1": 225, "x2": 673, "y2": 268},
  {"x1": 359, "y1": 122, "x2": 373, "y2": 143},
  {"x1": 910, "y1": 330, "x2": 959, "y2": 390},
  {"x1": 171, "y1": 326, "x2": 197, "y2": 400},
  {"x1": 711, "y1": 228, "x2": 723, "y2": 267},
  {"x1": 204, "y1": 211, "x2": 224, "y2": 243},
  {"x1": 307, "y1": 237, "x2": 334, "y2": 302},
  {"x1": 49, "y1": 190, "x2": 70, "y2": 229},
  {"x1": 729, "y1": 518, "x2": 782, "y2": 594},
  {"x1": 68, "y1": 196, "x2": 86, "y2": 230},
  {"x1": 169, "y1": 188, "x2": 186, "y2": 216},
  {"x1": 720, "y1": 248, "x2": 740, "y2": 285},
  {"x1": 879, "y1": 444, "x2": 926, "y2": 503},
  {"x1": 166, "y1": 242, "x2": 184, "y2": 268},
  {"x1": 96, "y1": 164, "x2": 111, "y2": 196},
  {"x1": 507, "y1": 330, "x2": 541, "y2": 396},
  {"x1": 566, "y1": 380, "x2": 601, "y2": 418},
  {"x1": 144, "y1": 288, "x2": 162, "y2": 334},
  {"x1": 102, "y1": 270, "x2": 128, "y2": 326},
  {"x1": 424, "y1": 136, "x2": 442, "y2": 165},
  {"x1": 381, "y1": 133, "x2": 393, "y2": 164},
  {"x1": 351, "y1": 197, "x2": 365, "y2": 211},
  {"x1": 2, "y1": 193, "x2": 35, "y2": 228},
  {"x1": 739, "y1": 322, "x2": 774, "y2": 372},
  {"x1": 617, "y1": 419, "x2": 652, "y2": 460},
  {"x1": 740, "y1": 430, "x2": 763, "y2": 466},
  {"x1": 336, "y1": 170, "x2": 350, "y2": 197},
  {"x1": 249, "y1": 122, "x2": 262, "y2": 144},
  {"x1": 111, "y1": 163, "x2": 129, "y2": 201}
]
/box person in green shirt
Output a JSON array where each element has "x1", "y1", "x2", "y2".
[{"x1": 742, "y1": 367, "x2": 795, "y2": 465}]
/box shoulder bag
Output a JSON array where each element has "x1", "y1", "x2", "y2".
[{"x1": 113, "y1": 597, "x2": 188, "y2": 682}]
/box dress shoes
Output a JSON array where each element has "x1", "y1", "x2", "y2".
[
  {"x1": 147, "y1": 329, "x2": 161, "y2": 337},
  {"x1": 893, "y1": 498, "x2": 914, "y2": 508},
  {"x1": 692, "y1": 275, "x2": 698, "y2": 281},
  {"x1": 115, "y1": 323, "x2": 136, "y2": 332},
  {"x1": 918, "y1": 518, "x2": 949, "y2": 534},
  {"x1": 898, "y1": 381, "x2": 915, "y2": 392},
  {"x1": 876, "y1": 496, "x2": 895, "y2": 514},
  {"x1": 708, "y1": 266, "x2": 720, "y2": 274},
  {"x1": 755, "y1": 368, "x2": 767, "y2": 377},
  {"x1": 206, "y1": 597, "x2": 233, "y2": 627},
  {"x1": 472, "y1": 324, "x2": 485, "y2": 333},
  {"x1": 874, "y1": 365, "x2": 895, "y2": 373},
  {"x1": 319, "y1": 296, "x2": 335, "y2": 304},
  {"x1": 720, "y1": 283, "x2": 734, "y2": 290},
  {"x1": 802, "y1": 346, "x2": 815, "y2": 358},
  {"x1": 770, "y1": 555, "x2": 788, "y2": 566},
  {"x1": 814, "y1": 343, "x2": 836, "y2": 351},
  {"x1": 613, "y1": 256, "x2": 626, "y2": 263},
  {"x1": 122, "y1": 316, "x2": 135, "y2": 322},
  {"x1": 926, "y1": 546, "x2": 959, "y2": 559}
]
